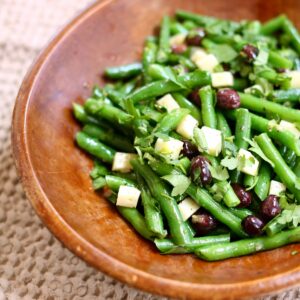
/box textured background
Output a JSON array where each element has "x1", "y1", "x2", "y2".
[{"x1": 0, "y1": 0, "x2": 299, "y2": 299}]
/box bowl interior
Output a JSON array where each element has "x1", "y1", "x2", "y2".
[{"x1": 13, "y1": 0, "x2": 300, "y2": 298}]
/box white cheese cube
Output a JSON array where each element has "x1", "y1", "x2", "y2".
[
  {"x1": 112, "y1": 153, "x2": 137, "y2": 173},
  {"x1": 116, "y1": 185, "x2": 141, "y2": 208},
  {"x1": 155, "y1": 137, "x2": 184, "y2": 160},
  {"x1": 176, "y1": 114, "x2": 199, "y2": 139},
  {"x1": 211, "y1": 72, "x2": 234, "y2": 87},
  {"x1": 200, "y1": 126, "x2": 222, "y2": 157},
  {"x1": 194, "y1": 54, "x2": 219, "y2": 72},
  {"x1": 178, "y1": 197, "x2": 200, "y2": 221},
  {"x1": 169, "y1": 33, "x2": 187, "y2": 46},
  {"x1": 278, "y1": 120, "x2": 300, "y2": 139},
  {"x1": 269, "y1": 180, "x2": 286, "y2": 196},
  {"x1": 191, "y1": 48, "x2": 207, "y2": 62},
  {"x1": 288, "y1": 71, "x2": 300, "y2": 88},
  {"x1": 237, "y1": 149, "x2": 260, "y2": 176},
  {"x1": 156, "y1": 94, "x2": 180, "y2": 112}
]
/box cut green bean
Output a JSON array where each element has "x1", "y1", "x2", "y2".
[
  {"x1": 76, "y1": 132, "x2": 116, "y2": 163},
  {"x1": 155, "y1": 234, "x2": 230, "y2": 254},
  {"x1": 283, "y1": 18, "x2": 300, "y2": 54},
  {"x1": 239, "y1": 93, "x2": 300, "y2": 123},
  {"x1": 187, "y1": 185, "x2": 247, "y2": 238},
  {"x1": 254, "y1": 163, "x2": 271, "y2": 201},
  {"x1": 157, "y1": 16, "x2": 171, "y2": 63},
  {"x1": 84, "y1": 99, "x2": 133, "y2": 129},
  {"x1": 216, "y1": 111, "x2": 232, "y2": 138},
  {"x1": 172, "y1": 93, "x2": 202, "y2": 124},
  {"x1": 228, "y1": 207, "x2": 253, "y2": 220},
  {"x1": 196, "y1": 227, "x2": 300, "y2": 261},
  {"x1": 225, "y1": 110, "x2": 300, "y2": 155},
  {"x1": 260, "y1": 15, "x2": 286, "y2": 35},
  {"x1": 137, "y1": 174, "x2": 167, "y2": 239},
  {"x1": 255, "y1": 133, "x2": 300, "y2": 202},
  {"x1": 264, "y1": 216, "x2": 286, "y2": 236},
  {"x1": 131, "y1": 159, "x2": 193, "y2": 245},
  {"x1": 268, "y1": 51, "x2": 293, "y2": 69},
  {"x1": 272, "y1": 89, "x2": 300, "y2": 103},
  {"x1": 83, "y1": 124, "x2": 134, "y2": 152},
  {"x1": 199, "y1": 85, "x2": 217, "y2": 129},
  {"x1": 105, "y1": 63, "x2": 142, "y2": 80},
  {"x1": 154, "y1": 108, "x2": 189, "y2": 134},
  {"x1": 142, "y1": 39, "x2": 158, "y2": 83}
]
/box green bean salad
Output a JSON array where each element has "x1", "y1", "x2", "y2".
[{"x1": 73, "y1": 11, "x2": 300, "y2": 261}]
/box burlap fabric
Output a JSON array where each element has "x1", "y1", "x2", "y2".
[{"x1": 0, "y1": 0, "x2": 299, "y2": 299}]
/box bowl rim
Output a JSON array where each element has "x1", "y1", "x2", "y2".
[{"x1": 11, "y1": 0, "x2": 300, "y2": 298}]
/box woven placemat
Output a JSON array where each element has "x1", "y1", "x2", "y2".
[{"x1": 0, "y1": 0, "x2": 299, "y2": 299}]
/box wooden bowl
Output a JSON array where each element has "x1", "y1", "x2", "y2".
[{"x1": 12, "y1": 0, "x2": 300, "y2": 298}]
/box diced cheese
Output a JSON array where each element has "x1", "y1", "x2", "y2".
[
  {"x1": 169, "y1": 33, "x2": 187, "y2": 46},
  {"x1": 288, "y1": 71, "x2": 300, "y2": 88},
  {"x1": 155, "y1": 137, "x2": 184, "y2": 160},
  {"x1": 200, "y1": 126, "x2": 222, "y2": 157},
  {"x1": 278, "y1": 120, "x2": 300, "y2": 138},
  {"x1": 176, "y1": 114, "x2": 199, "y2": 139},
  {"x1": 156, "y1": 94, "x2": 180, "y2": 112},
  {"x1": 191, "y1": 48, "x2": 207, "y2": 62},
  {"x1": 112, "y1": 152, "x2": 137, "y2": 173},
  {"x1": 178, "y1": 197, "x2": 200, "y2": 221},
  {"x1": 116, "y1": 185, "x2": 141, "y2": 208},
  {"x1": 194, "y1": 53, "x2": 219, "y2": 72},
  {"x1": 269, "y1": 180, "x2": 286, "y2": 196},
  {"x1": 237, "y1": 149, "x2": 260, "y2": 176},
  {"x1": 211, "y1": 72, "x2": 234, "y2": 87}
]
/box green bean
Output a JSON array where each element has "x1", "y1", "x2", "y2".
[
  {"x1": 84, "y1": 99, "x2": 133, "y2": 129},
  {"x1": 231, "y1": 108, "x2": 251, "y2": 183},
  {"x1": 260, "y1": 15, "x2": 286, "y2": 35},
  {"x1": 283, "y1": 18, "x2": 300, "y2": 54},
  {"x1": 105, "y1": 175, "x2": 136, "y2": 192},
  {"x1": 155, "y1": 234, "x2": 230, "y2": 254},
  {"x1": 133, "y1": 118, "x2": 152, "y2": 137},
  {"x1": 199, "y1": 85, "x2": 217, "y2": 129},
  {"x1": 272, "y1": 89, "x2": 300, "y2": 103},
  {"x1": 82, "y1": 124, "x2": 134, "y2": 152},
  {"x1": 136, "y1": 174, "x2": 167, "y2": 239},
  {"x1": 92, "y1": 177, "x2": 106, "y2": 190},
  {"x1": 118, "y1": 78, "x2": 138, "y2": 95},
  {"x1": 104, "y1": 63, "x2": 142, "y2": 80},
  {"x1": 147, "y1": 64, "x2": 176, "y2": 81},
  {"x1": 255, "y1": 133, "x2": 300, "y2": 202},
  {"x1": 185, "y1": 220, "x2": 196, "y2": 237},
  {"x1": 148, "y1": 159, "x2": 176, "y2": 176},
  {"x1": 268, "y1": 51, "x2": 293, "y2": 69},
  {"x1": 196, "y1": 226, "x2": 300, "y2": 261},
  {"x1": 170, "y1": 22, "x2": 188, "y2": 34},
  {"x1": 264, "y1": 216, "x2": 286, "y2": 236},
  {"x1": 157, "y1": 16, "x2": 171, "y2": 63},
  {"x1": 187, "y1": 185, "x2": 247, "y2": 238},
  {"x1": 104, "y1": 89, "x2": 125, "y2": 109},
  {"x1": 76, "y1": 132, "x2": 116, "y2": 163},
  {"x1": 128, "y1": 70, "x2": 211, "y2": 103},
  {"x1": 217, "y1": 181, "x2": 240, "y2": 208},
  {"x1": 284, "y1": 148, "x2": 297, "y2": 168},
  {"x1": 182, "y1": 20, "x2": 197, "y2": 30},
  {"x1": 225, "y1": 109, "x2": 300, "y2": 155},
  {"x1": 138, "y1": 106, "x2": 163, "y2": 122},
  {"x1": 216, "y1": 111, "x2": 232, "y2": 138},
  {"x1": 228, "y1": 207, "x2": 253, "y2": 220},
  {"x1": 131, "y1": 159, "x2": 193, "y2": 245},
  {"x1": 142, "y1": 39, "x2": 157, "y2": 83},
  {"x1": 154, "y1": 108, "x2": 189, "y2": 134},
  {"x1": 254, "y1": 163, "x2": 271, "y2": 201},
  {"x1": 293, "y1": 157, "x2": 300, "y2": 177},
  {"x1": 73, "y1": 103, "x2": 108, "y2": 128},
  {"x1": 239, "y1": 93, "x2": 300, "y2": 123},
  {"x1": 176, "y1": 10, "x2": 216, "y2": 26},
  {"x1": 176, "y1": 70, "x2": 211, "y2": 89},
  {"x1": 172, "y1": 93, "x2": 202, "y2": 124},
  {"x1": 129, "y1": 80, "x2": 183, "y2": 103},
  {"x1": 90, "y1": 161, "x2": 109, "y2": 179},
  {"x1": 243, "y1": 175, "x2": 257, "y2": 190},
  {"x1": 233, "y1": 78, "x2": 249, "y2": 91}
]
